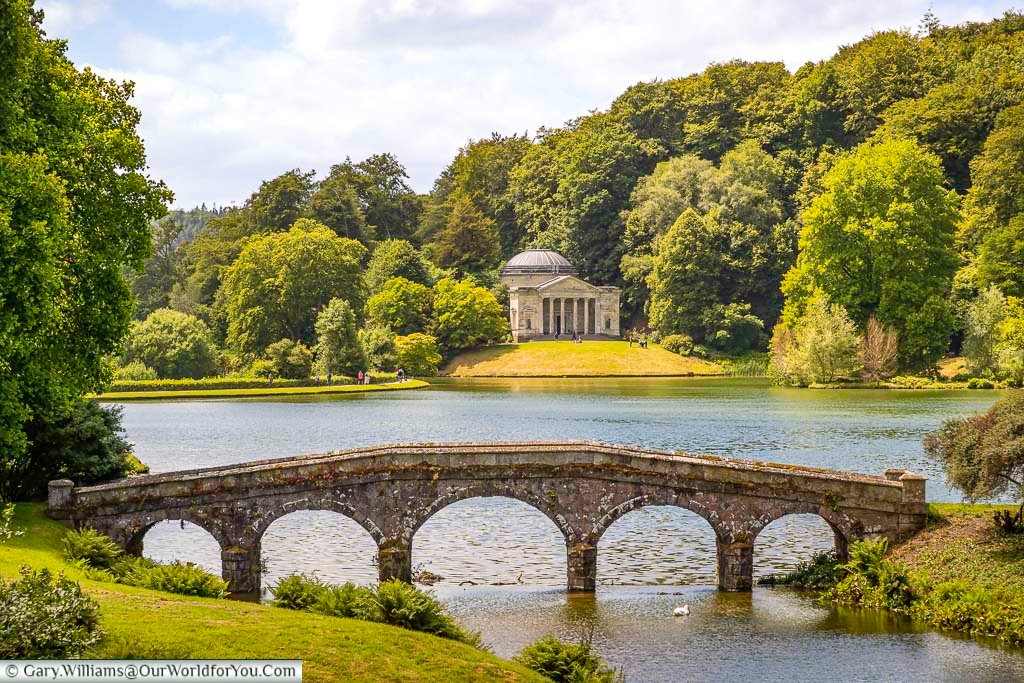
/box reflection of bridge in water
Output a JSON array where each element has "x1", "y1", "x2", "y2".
[{"x1": 47, "y1": 441, "x2": 927, "y2": 593}]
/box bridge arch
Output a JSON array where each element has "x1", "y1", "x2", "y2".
[
  {"x1": 590, "y1": 494, "x2": 724, "y2": 544},
  {"x1": 106, "y1": 509, "x2": 232, "y2": 557},
  {"x1": 248, "y1": 496, "x2": 384, "y2": 548},
  {"x1": 408, "y1": 485, "x2": 576, "y2": 544}
]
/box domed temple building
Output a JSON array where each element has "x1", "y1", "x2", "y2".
[{"x1": 499, "y1": 249, "x2": 621, "y2": 342}]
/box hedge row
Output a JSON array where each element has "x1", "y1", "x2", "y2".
[{"x1": 106, "y1": 377, "x2": 319, "y2": 392}]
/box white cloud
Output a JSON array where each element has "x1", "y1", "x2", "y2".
[
  {"x1": 37, "y1": 0, "x2": 111, "y2": 36},
  {"x1": 53, "y1": 0, "x2": 1012, "y2": 206}
]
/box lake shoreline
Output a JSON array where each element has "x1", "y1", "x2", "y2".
[{"x1": 96, "y1": 379, "x2": 429, "y2": 401}]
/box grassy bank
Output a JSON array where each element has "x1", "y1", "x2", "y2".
[
  {"x1": 444, "y1": 340, "x2": 723, "y2": 377},
  {"x1": 0, "y1": 504, "x2": 540, "y2": 682},
  {"x1": 97, "y1": 379, "x2": 428, "y2": 401}
]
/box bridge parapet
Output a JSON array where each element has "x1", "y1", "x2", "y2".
[{"x1": 47, "y1": 441, "x2": 927, "y2": 594}]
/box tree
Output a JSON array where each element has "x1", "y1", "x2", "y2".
[
  {"x1": 432, "y1": 191, "x2": 501, "y2": 274},
  {"x1": 263, "y1": 339, "x2": 313, "y2": 379},
  {"x1": 358, "y1": 324, "x2": 397, "y2": 371},
  {"x1": 308, "y1": 168, "x2": 372, "y2": 245},
  {"x1": 129, "y1": 215, "x2": 182, "y2": 319},
  {"x1": 977, "y1": 216, "x2": 1024, "y2": 298},
  {"x1": 394, "y1": 334, "x2": 442, "y2": 376},
  {"x1": 700, "y1": 303, "x2": 765, "y2": 353},
  {"x1": 221, "y1": 220, "x2": 367, "y2": 356},
  {"x1": 997, "y1": 298, "x2": 1024, "y2": 385},
  {"x1": 430, "y1": 279, "x2": 507, "y2": 355},
  {"x1": 963, "y1": 286, "x2": 1008, "y2": 375},
  {"x1": 924, "y1": 391, "x2": 1024, "y2": 519},
  {"x1": 11, "y1": 401, "x2": 141, "y2": 501},
  {"x1": 328, "y1": 154, "x2": 421, "y2": 241},
  {"x1": 770, "y1": 297, "x2": 860, "y2": 385},
  {"x1": 960, "y1": 105, "x2": 1024, "y2": 246},
  {"x1": 246, "y1": 169, "x2": 316, "y2": 233},
  {"x1": 313, "y1": 298, "x2": 366, "y2": 377},
  {"x1": 365, "y1": 239, "x2": 434, "y2": 294},
  {"x1": 366, "y1": 278, "x2": 433, "y2": 335},
  {"x1": 509, "y1": 114, "x2": 662, "y2": 284},
  {"x1": 427, "y1": 133, "x2": 532, "y2": 258},
  {"x1": 859, "y1": 316, "x2": 899, "y2": 382},
  {"x1": 780, "y1": 139, "x2": 960, "y2": 369},
  {"x1": 123, "y1": 309, "x2": 218, "y2": 379},
  {"x1": 609, "y1": 79, "x2": 687, "y2": 154},
  {"x1": 0, "y1": 0, "x2": 171, "y2": 490}
]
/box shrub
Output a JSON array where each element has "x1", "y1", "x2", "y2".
[
  {"x1": 700, "y1": 302, "x2": 765, "y2": 353},
  {"x1": 62, "y1": 528, "x2": 124, "y2": 570},
  {"x1": 108, "y1": 377, "x2": 308, "y2": 392},
  {"x1": 135, "y1": 562, "x2": 228, "y2": 598},
  {"x1": 0, "y1": 567, "x2": 102, "y2": 658},
  {"x1": 395, "y1": 333, "x2": 443, "y2": 376},
  {"x1": 514, "y1": 631, "x2": 623, "y2": 683},
  {"x1": 359, "y1": 324, "x2": 397, "y2": 371},
  {"x1": 770, "y1": 297, "x2": 860, "y2": 385},
  {"x1": 313, "y1": 582, "x2": 375, "y2": 619},
  {"x1": 0, "y1": 502, "x2": 21, "y2": 542},
  {"x1": 963, "y1": 286, "x2": 1008, "y2": 375},
  {"x1": 11, "y1": 400, "x2": 135, "y2": 501},
  {"x1": 114, "y1": 361, "x2": 158, "y2": 381},
  {"x1": 828, "y1": 538, "x2": 914, "y2": 610},
  {"x1": 660, "y1": 334, "x2": 693, "y2": 356},
  {"x1": 89, "y1": 635, "x2": 195, "y2": 660},
  {"x1": 859, "y1": 316, "x2": 899, "y2": 382},
  {"x1": 270, "y1": 573, "x2": 327, "y2": 611},
  {"x1": 264, "y1": 339, "x2": 314, "y2": 379},
  {"x1": 123, "y1": 309, "x2": 219, "y2": 379},
  {"x1": 758, "y1": 551, "x2": 843, "y2": 589},
  {"x1": 367, "y1": 277, "x2": 433, "y2": 335},
  {"x1": 362, "y1": 579, "x2": 481, "y2": 646},
  {"x1": 967, "y1": 377, "x2": 996, "y2": 389}
]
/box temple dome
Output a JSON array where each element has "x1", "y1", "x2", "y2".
[{"x1": 500, "y1": 249, "x2": 577, "y2": 276}]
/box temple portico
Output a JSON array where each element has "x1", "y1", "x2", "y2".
[{"x1": 500, "y1": 250, "x2": 620, "y2": 342}]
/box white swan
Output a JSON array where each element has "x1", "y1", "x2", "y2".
[{"x1": 673, "y1": 604, "x2": 690, "y2": 617}]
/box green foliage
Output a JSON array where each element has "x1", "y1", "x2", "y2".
[
  {"x1": 308, "y1": 167, "x2": 373, "y2": 245},
  {"x1": 430, "y1": 279, "x2": 507, "y2": 355},
  {"x1": 271, "y1": 575, "x2": 480, "y2": 646},
  {"x1": 0, "y1": 566, "x2": 102, "y2": 658},
  {"x1": 62, "y1": 528, "x2": 124, "y2": 570},
  {"x1": 977, "y1": 216, "x2": 1024, "y2": 298},
  {"x1": 963, "y1": 286, "x2": 1008, "y2": 374},
  {"x1": 514, "y1": 631, "x2": 623, "y2": 683},
  {"x1": 770, "y1": 297, "x2": 860, "y2": 385},
  {"x1": 358, "y1": 324, "x2": 397, "y2": 372},
  {"x1": 329, "y1": 154, "x2": 422, "y2": 243},
  {"x1": 997, "y1": 298, "x2": 1024, "y2": 384},
  {"x1": 961, "y1": 104, "x2": 1024, "y2": 246},
  {"x1": 123, "y1": 309, "x2": 218, "y2": 379},
  {"x1": 924, "y1": 390, "x2": 1024, "y2": 503},
  {"x1": 135, "y1": 562, "x2": 229, "y2": 599},
  {"x1": 781, "y1": 139, "x2": 959, "y2": 370},
  {"x1": 113, "y1": 361, "x2": 159, "y2": 381},
  {"x1": 313, "y1": 298, "x2": 367, "y2": 377},
  {"x1": 367, "y1": 277, "x2": 433, "y2": 335},
  {"x1": 108, "y1": 377, "x2": 306, "y2": 392},
  {"x1": 364, "y1": 239, "x2": 434, "y2": 294},
  {"x1": 0, "y1": 502, "x2": 21, "y2": 542},
  {"x1": 394, "y1": 334, "x2": 442, "y2": 376},
  {"x1": 431, "y1": 191, "x2": 501, "y2": 274},
  {"x1": 88, "y1": 635, "x2": 196, "y2": 660},
  {"x1": 659, "y1": 334, "x2": 693, "y2": 356},
  {"x1": 222, "y1": 220, "x2": 367, "y2": 356},
  {"x1": 758, "y1": 551, "x2": 843, "y2": 589},
  {"x1": 263, "y1": 339, "x2": 313, "y2": 380},
  {"x1": 8, "y1": 401, "x2": 135, "y2": 501},
  {"x1": 700, "y1": 303, "x2": 765, "y2": 353},
  {"x1": 0, "y1": 1, "x2": 171, "y2": 492}
]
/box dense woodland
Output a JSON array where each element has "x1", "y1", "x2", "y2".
[{"x1": 123, "y1": 10, "x2": 1024, "y2": 386}]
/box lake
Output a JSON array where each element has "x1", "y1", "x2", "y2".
[{"x1": 112, "y1": 378, "x2": 1024, "y2": 681}]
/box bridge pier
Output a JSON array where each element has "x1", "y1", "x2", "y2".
[
  {"x1": 222, "y1": 545, "x2": 261, "y2": 594},
  {"x1": 567, "y1": 543, "x2": 597, "y2": 591},
  {"x1": 378, "y1": 540, "x2": 412, "y2": 584},
  {"x1": 716, "y1": 538, "x2": 754, "y2": 591}
]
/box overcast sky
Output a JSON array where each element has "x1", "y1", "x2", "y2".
[{"x1": 38, "y1": 0, "x2": 1017, "y2": 208}]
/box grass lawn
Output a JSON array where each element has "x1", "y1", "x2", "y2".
[
  {"x1": 891, "y1": 502, "x2": 1024, "y2": 596},
  {"x1": 444, "y1": 341, "x2": 723, "y2": 377},
  {"x1": 97, "y1": 379, "x2": 429, "y2": 401},
  {"x1": 1, "y1": 504, "x2": 541, "y2": 682}
]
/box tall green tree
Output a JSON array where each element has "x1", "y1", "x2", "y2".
[
  {"x1": 430, "y1": 279, "x2": 507, "y2": 355},
  {"x1": 432, "y1": 191, "x2": 501, "y2": 274},
  {"x1": 0, "y1": 0, "x2": 170, "y2": 492},
  {"x1": 329, "y1": 154, "x2": 421, "y2": 241},
  {"x1": 781, "y1": 139, "x2": 960, "y2": 369},
  {"x1": 364, "y1": 239, "x2": 434, "y2": 293},
  {"x1": 122, "y1": 309, "x2": 218, "y2": 380},
  {"x1": 314, "y1": 298, "x2": 366, "y2": 377},
  {"x1": 308, "y1": 168, "x2": 372, "y2": 245},
  {"x1": 221, "y1": 220, "x2": 366, "y2": 356},
  {"x1": 961, "y1": 104, "x2": 1024, "y2": 246},
  {"x1": 366, "y1": 277, "x2": 433, "y2": 335}
]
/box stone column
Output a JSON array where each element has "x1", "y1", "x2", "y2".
[
  {"x1": 378, "y1": 539, "x2": 412, "y2": 584},
  {"x1": 567, "y1": 543, "x2": 597, "y2": 591},
  {"x1": 222, "y1": 545, "x2": 261, "y2": 594},
  {"x1": 716, "y1": 538, "x2": 753, "y2": 591},
  {"x1": 46, "y1": 479, "x2": 75, "y2": 517},
  {"x1": 584, "y1": 298, "x2": 590, "y2": 335},
  {"x1": 548, "y1": 298, "x2": 555, "y2": 336},
  {"x1": 560, "y1": 298, "x2": 566, "y2": 336}
]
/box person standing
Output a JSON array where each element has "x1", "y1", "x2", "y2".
[{"x1": 357, "y1": 369, "x2": 364, "y2": 385}]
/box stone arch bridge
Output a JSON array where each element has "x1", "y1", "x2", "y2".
[{"x1": 47, "y1": 442, "x2": 927, "y2": 594}]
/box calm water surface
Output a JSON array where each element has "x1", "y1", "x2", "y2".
[{"x1": 117, "y1": 378, "x2": 1024, "y2": 681}]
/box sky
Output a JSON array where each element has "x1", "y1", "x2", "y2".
[{"x1": 37, "y1": 0, "x2": 1018, "y2": 208}]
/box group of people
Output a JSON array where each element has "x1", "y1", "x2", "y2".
[
  {"x1": 554, "y1": 330, "x2": 585, "y2": 343},
  {"x1": 628, "y1": 334, "x2": 649, "y2": 348}
]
